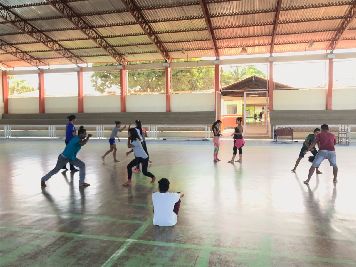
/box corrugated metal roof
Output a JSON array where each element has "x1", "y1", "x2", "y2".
[
  {"x1": 211, "y1": 13, "x2": 275, "y2": 28},
  {"x1": 215, "y1": 25, "x2": 273, "y2": 39},
  {"x1": 158, "y1": 30, "x2": 210, "y2": 42},
  {"x1": 69, "y1": 0, "x2": 126, "y2": 14},
  {"x1": 2, "y1": 60, "x2": 33, "y2": 67},
  {"x1": 106, "y1": 35, "x2": 152, "y2": 46},
  {"x1": 150, "y1": 19, "x2": 206, "y2": 32},
  {"x1": 0, "y1": 53, "x2": 19, "y2": 61},
  {"x1": 208, "y1": 0, "x2": 275, "y2": 16},
  {"x1": 83, "y1": 12, "x2": 136, "y2": 27},
  {"x1": 142, "y1": 6, "x2": 203, "y2": 21},
  {"x1": 0, "y1": 0, "x2": 356, "y2": 66},
  {"x1": 11, "y1": 5, "x2": 62, "y2": 19}
]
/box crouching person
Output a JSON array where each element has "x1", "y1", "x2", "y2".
[{"x1": 152, "y1": 178, "x2": 184, "y2": 226}]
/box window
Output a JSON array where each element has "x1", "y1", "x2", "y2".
[
  {"x1": 226, "y1": 104, "x2": 238, "y2": 115},
  {"x1": 84, "y1": 71, "x2": 121, "y2": 96},
  {"x1": 45, "y1": 72, "x2": 78, "y2": 97},
  {"x1": 274, "y1": 61, "x2": 327, "y2": 89},
  {"x1": 334, "y1": 59, "x2": 356, "y2": 88},
  {"x1": 8, "y1": 74, "x2": 38, "y2": 98},
  {"x1": 172, "y1": 66, "x2": 214, "y2": 93},
  {"x1": 128, "y1": 69, "x2": 165, "y2": 94}
]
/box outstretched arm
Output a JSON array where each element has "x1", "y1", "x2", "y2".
[{"x1": 79, "y1": 134, "x2": 92, "y2": 146}]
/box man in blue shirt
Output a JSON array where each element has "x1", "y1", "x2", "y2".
[
  {"x1": 62, "y1": 114, "x2": 78, "y2": 172},
  {"x1": 41, "y1": 126, "x2": 92, "y2": 188}
]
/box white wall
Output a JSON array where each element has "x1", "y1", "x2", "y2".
[
  {"x1": 126, "y1": 94, "x2": 166, "y2": 112},
  {"x1": 8, "y1": 97, "x2": 39, "y2": 114},
  {"x1": 0, "y1": 71, "x2": 3, "y2": 116},
  {"x1": 273, "y1": 89, "x2": 326, "y2": 110},
  {"x1": 171, "y1": 93, "x2": 214, "y2": 112},
  {"x1": 84, "y1": 95, "x2": 121, "y2": 112},
  {"x1": 45, "y1": 96, "x2": 78, "y2": 113},
  {"x1": 333, "y1": 88, "x2": 356, "y2": 110}
]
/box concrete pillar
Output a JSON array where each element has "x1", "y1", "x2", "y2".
[
  {"x1": 77, "y1": 68, "x2": 84, "y2": 113},
  {"x1": 165, "y1": 66, "x2": 171, "y2": 112},
  {"x1": 120, "y1": 66, "x2": 127, "y2": 112},
  {"x1": 39, "y1": 70, "x2": 45, "y2": 113},
  {"x1": 327, "y1": 58, "x2": 333, "y2": 110}
]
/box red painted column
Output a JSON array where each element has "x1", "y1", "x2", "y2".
[
  {"x1": 327, "y1": 58, "x2": 333, "y2": 110},
  {"x1": 165, "y1": 66, "x2": 171, "y2": 112},
  {"x1": 77, "y1": 68, "x2": 84, "y2": 113},
  {"x1": 268, "y1": 61, "x2": 274, "y2": 111},
  {"x1": 38, "y1": 70, "x2": 45, "y2": 113},
  {"x1": 214, "y1": 64, "x2": 221, "y2": 120},
  {"x1": 2, "y1": 71, "x2": 8, "y2": 114},
  {"x1": 120, "y1": 66, "x2": 127, "y2": 112}
]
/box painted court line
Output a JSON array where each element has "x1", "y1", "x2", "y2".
[
  {"x1": 101, "y1": 219, "x2": 152, "y2": 267},
  {"x1": 1, "y1": 225, "x2": 356, "y2": 266}
]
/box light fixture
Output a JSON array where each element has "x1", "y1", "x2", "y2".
[
  {"x1": 162, "y1": 59, "x2": 170, "y2": 67},
  {"x1": 327, "y1": 53, "x2": 335, "y2": 59},
  {"x1": 116, "y1": 64, "x2": 123, "y2": 69}
]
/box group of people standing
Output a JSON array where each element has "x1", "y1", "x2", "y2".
[{"x1": 212, "y1": 117, "x2": 245, "y2": 164}]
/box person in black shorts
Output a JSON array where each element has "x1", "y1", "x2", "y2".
[{"x1": 292, "y1": 128, "x2": 322, "y2": 174}]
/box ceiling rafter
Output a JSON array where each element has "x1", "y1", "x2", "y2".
[
  {"x1": 0, "y1": 39, "x2": 46, "y2": 66},
  {"x1": 0, "y1": 3, "x2": 85, "y2": 65},
  {"x1": 270, "y1": 0, "x2": 283, "y2": 54},
  {"x1": 49, "y1": 1, "x2": 126, "y2": 64},
  {"x1": 121, "y1": 0, "x2": 170, "y2": 61},
  {"x1": 199, "y1": 0, "x2": 219, "y2": 58},
  {"x1": 328, "y1": 1, "x2": 356, "y2": 51}
]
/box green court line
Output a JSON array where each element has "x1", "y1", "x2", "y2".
[
  {"x1": 101, "y1": 219, "x2": 152, "y2": 267},
  {"x1": 245, "y1": 236, "x2": 273, "y2": 267},
  {"x1": 1, "y1": 226, "x2": 356, "y2": 266}
]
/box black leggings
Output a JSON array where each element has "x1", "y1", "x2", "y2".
[
  {"x1": 136, "y1": 141, "x2": 149, "y2": 168},
  {"x1": 128, "y1": 157, "x2": 154, "y2": 180},
  {"x1": 233, "y1": 146, "x2": 243, "y2": 155}
]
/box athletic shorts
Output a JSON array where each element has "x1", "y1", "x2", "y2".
[
  {"x1": 312, "y1": 150, "x2": 337, "y2": 168},
  {"x1": 299, "y1": 147, "x2": 317, "y2": 158},
  {"x1": 213, "y1": 136, "x2": 220, "y2": 146},
  {"x1": 109, "y1": 138, "x2": 115, "y2": 145}
]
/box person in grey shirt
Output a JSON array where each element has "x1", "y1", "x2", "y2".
[{"x1": 102, "y1": 121, "x2": 126, "y2": 162}]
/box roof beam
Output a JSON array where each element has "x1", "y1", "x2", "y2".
[
  {"x1": 121, "y1": 0, "x2": 171, "y2": 61},
  {"x1": 270, "y1": 0, "x2": 283, "y2": 55},
  {"x1": 0, "y1": 3, "x2": 85, "y2": 65},
  {"x1": 199, "y1": 0, "x2": 219, "y2": 58},
  {"x1": 328, "y1": 1, "x2": 356, "y2": 51},
  {"x1": 49, "y1": 1, "x2": 126, "y2": 64},
  {"x1": 0, "y1": 39, "x2": 46, "y2": 66}
]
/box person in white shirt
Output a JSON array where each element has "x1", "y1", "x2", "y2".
[
  {"x1": 152, "y1": 178, "x2": 184, "y2": 226},
  {"x1": 122, "y1": 128, "x2": 156, "y2": 187}
]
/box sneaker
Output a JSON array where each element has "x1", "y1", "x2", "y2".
[
  {"x1": 303, "y1": 180, "x2": 309, "y2": 185},
  {"x1": 41, "y1": 180, "x2": 46, "y2": 188},
  {"x1": 71, "y1": 168, "x2": 79, "y2": 172},
  {"x1": 122, "y1": 181, "x2": 131, "y2": 187},
  {"x1": 133, "y1": 168, "x2": 140, "y2": 173},
  {"x1": 228, "y1": 160, "x2": 234, "y2": 164},
  {"x1": 333, "y1": 178, "x2": 338, "y2": 184},
  {"x1": 79, "y1": 182, "x2": 90, "y2": 187}
]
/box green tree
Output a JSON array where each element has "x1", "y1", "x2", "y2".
[
  {"x1": 90, "y1": 71, "x2": 120, "y2": 94},
  {"x1": 128, "y1": 70, "x2": 165, "y2": 93},
  {"x1": 172, "y1": 67, "x2": 214, "y2": 92},
  {"x1": 8, "y1": 76, "x2": 36, "y2": 95},
  {"x1": 221, "y1": 66, "x2": 266, "y2": 87}
]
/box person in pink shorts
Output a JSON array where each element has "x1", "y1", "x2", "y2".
[{"x1": 228, "y1": 127, "x2": 245, "y2": 164}]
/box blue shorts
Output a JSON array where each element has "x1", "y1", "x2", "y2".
[{"x1": 109, "y1": 138, "x2": 115, "y2": 145}]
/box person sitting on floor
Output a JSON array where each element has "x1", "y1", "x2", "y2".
[{"x1": 152, "y1": 178, "x2": 184, "y2": 226}]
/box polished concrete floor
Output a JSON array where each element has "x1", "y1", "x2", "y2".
[{"x1": 1, "y1": 139, "x2": 356, "y2": 267}]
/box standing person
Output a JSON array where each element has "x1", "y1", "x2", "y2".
[
  {"x1": 41, "y1": 126, "x2": 92, "y2": 188},
  {"x1": 211, "y1": 120, "x2": 222, "y2": 162},
  {"x1": 228, "y1": 127, "x2": 245, "y2": 164},
  {"x1": 123, "y1": 128, "x2": 156, "y2": 187},
  {"x1": 62, "y1": 114, "x2": 78, "y2": 172},
  {"x1": 235, "y1": 117, "x2": 244, "y2": 162},
  {"x1": 152, "y1": 178, "x2": 184, "y2": 227},
  {"x1": 291, "y1": 128, "x2": 322, "y2": 173},
  {"x1": 304, "y1": 124, "x2": 338, "y2": 185},
  {"x1": 101, "y1": 121, "x2": 126, "y2": 162},
  {"x1": 133, "y1": 119, "x2": 150, "y2": 172}
]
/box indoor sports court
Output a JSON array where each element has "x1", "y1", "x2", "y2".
[{"x1": 1, "y1": 0, "x2": 356, "y2": 266}]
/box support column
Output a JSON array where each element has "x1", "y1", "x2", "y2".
[
  {"x1": 165, "y1": 66, "x2": 171, "y2": 112},
  {"x1": 120, "y1": 66, "x2": 127, "y2": 112},
  {"x1": 327, "y1": 58, "x2": 333, "y2": 110},
  {"x1": 39, "y1": 70, "x2": 45, "y2": 113},
  {"x1": 2, "y1": 71, "x2": 8, "y2": 114},
  {"x1": 214, "y1": 64, "x2": 221, "y2": 120},
  {"x1": 77, "y1": 67, "x2": 84, "y2": 113},
  {"x1": 268, "y1": 61, "x2": 274, "y2": 111}
]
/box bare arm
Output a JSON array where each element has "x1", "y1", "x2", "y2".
[
  {"x1": 79, "y1": 134, "x2": 92, "y2": 146},
  {"x1": 126, "y1": 149, "x2": 133, "y2": 156},
  {"x1": 308, "y1": 140, "x2": 317, "y2": 151}
]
